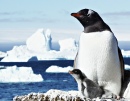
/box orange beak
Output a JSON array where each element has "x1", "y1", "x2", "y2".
[
  {"x1": 71, "y1": 13, "x2": 81, "y2": 18},
  {"x1": 69, "y1": 70, "x2": 74, "y2": 74}
]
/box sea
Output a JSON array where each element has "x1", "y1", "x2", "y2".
[
  {"x1": 0, "y1": 60, "x2": 78, "y2": 101},
  {"x1": 0, "y1": 42, "x2": 130, "y2": 101}
]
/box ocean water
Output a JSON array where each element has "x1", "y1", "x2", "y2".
[
  {"x1": 0, "y1": 59, "x2": 130, "y2": 101},
  {"x1": 0, "y1": 60, "x2": 77, "y2": 101}
]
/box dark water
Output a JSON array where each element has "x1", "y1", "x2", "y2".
[{"x1": 0, "y1": 59, "x2": 130, "y2": 101}]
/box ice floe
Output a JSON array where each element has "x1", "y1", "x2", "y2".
[
  {"x1": 45, "y1": 65, "x2": 73, "y2": 73},
  {"x1": 0, "y1": 65, "x2": 43, "y2": 82}
]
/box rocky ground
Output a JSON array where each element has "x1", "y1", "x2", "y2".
[{"x1": 13, "y1": 89, "x2": 129, "y2": 101}]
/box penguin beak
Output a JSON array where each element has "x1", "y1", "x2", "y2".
[
  {"x1": 69, "y1": 70, "x2": 73, "y2": 74},
  {"x1": 71, "y1": 13, "x2": 81, "y2": 18}
]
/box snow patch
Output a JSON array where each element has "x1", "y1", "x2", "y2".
[
  {"x1": 45, "y1": 65, "x2": 73, "y2": 73},
  {"x1": 0, "y1": 66, "x2": 43, "y2": 82}
]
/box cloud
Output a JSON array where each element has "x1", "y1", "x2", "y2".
[
  {"x1": 0, "y1": 11, "x2": 24, "y2": 16},
  {"x1": 102, "y1": 11, "x2": 130, "y2": 17}
]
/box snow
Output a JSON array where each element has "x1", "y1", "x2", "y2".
[
  {"x1": 121, "y1": 50, "x2": 130, "y2": 58},
  {"x1": 45, "y1": 65, "x2": 73, "y2": 73},
  {"x1": 59, "y1": 38, "x2": 77, "y2": 51},
  {"x1": 0, "y1": 65, "x2": 43, "y2": 82},
  {"x1": 26, "y1": 28, "x2": 52, "y2": 52},
  {"x1": 0, "y1": 51, "x2": 7, "y2": 58}
]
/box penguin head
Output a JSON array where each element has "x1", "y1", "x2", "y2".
[
  {"x1": 71, "y1": 8, "x2": 112, "y2": 33},
  {"x1": 71, "y1": 9, "x2": 103, "y2": 28},
  {"x1": 69, "y1": 69, "x2": 85, "y2": 80}
]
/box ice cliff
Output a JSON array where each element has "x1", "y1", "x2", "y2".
[{"x1": 26, "y1": 28, "x2": 52, "y2": 52}]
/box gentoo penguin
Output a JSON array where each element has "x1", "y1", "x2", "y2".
[
  {"x1": 71, "y1": 9, "x2": 124, "y2": 98},
  {"x1": 69, "y1": 69, "x2": 103, "y2": 99}
]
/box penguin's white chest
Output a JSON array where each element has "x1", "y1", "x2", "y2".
[{"x1": 76, "y1": 31, "x2": 121, "y2": 83}]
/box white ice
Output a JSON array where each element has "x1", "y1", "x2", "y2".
[
  {"x1": 121, "y1": 50, "x2": 130, "y2": 58},
  {"x1": 125, "y1": 65, "x2": 130, "y2": 70},
  {"x1": 59, "y1": 38, "x2": 77, "y2": 51},
  {"x1": 45, "y1": 65, "x2": 73, "y2": 73},
  {"x1": 0, "y1": 51, "x2": 7, "y2": 58},
  {"x1": 26, "y1": 28, "x2": 52, "y2": 52},
  {"x1": 0, "y1": 65, "x2": 43, "y2": 82},
  {"x1": 1, "y1": 29, "x2": 77, "y2": 62},
  {"x1": 1, "y1": 45, "x2": 77, "y2": 62}
]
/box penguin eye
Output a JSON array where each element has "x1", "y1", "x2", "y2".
[
  {"x1": 74, "y1": 70, "x2": 77, "y2": 73},
  {"x1": 87, "y1": 14, "x2": 91, "y2": 17}
]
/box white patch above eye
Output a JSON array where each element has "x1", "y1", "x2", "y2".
[{"x1": 87, "y1": 9, "x2": 93, "y2": 15}]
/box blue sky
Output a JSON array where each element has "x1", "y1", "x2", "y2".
[{"x1": 0, "y1": 0, "x2": 130, "y2": 43}]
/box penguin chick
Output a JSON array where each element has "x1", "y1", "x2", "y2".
[{"x1": 69, "y1": 69, "x2": 103, "y2": 99}]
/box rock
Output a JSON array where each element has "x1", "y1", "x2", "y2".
[{"x1": 13, "y1": 89, "x2": 127, "y2": 101}]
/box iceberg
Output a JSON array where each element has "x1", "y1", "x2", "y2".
[
  {"x1": 0, "y1": 65, "x2": 43, "y2": 82},
  {"x1": 0, "y1": 51, "x2": 7, "y2": 58},
  {"x1": 1, "y1": 45, "x2": 33, "y2": 62},
  {"x1": 1, "y1": 45, "x2": 77, "y2": 62},
  {"x1": 45, "y1": 65, "x2": 73, "y2": 73},
  {"x1": 121, "y1": 50, "x2": 130, "y2": 58},
  {"x1": 1, "y1": 28, "x2": 77, "y2": 62},
  {"x1": 26, "y1": 28, "x2": 52, "y2": 52},
  {"x1": 59, "y1": 38, "x2": 77, "y2": 51},
  {"x1": 125, "y1": 65, "x2": 130, "y2": 70}
]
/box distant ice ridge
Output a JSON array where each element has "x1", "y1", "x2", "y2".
[
  {"x1": 122, "y1": 50, "x2": 130, "y2": 58},
  {"x1": 0, "y1": 65, "x2": 43, "y2": 82},
  {"x1": 1, "y1": 28, "x2": 77, "y2": 62},
  {"x1": 46, "y1": 65, "x2": 73, "y2": 73}
]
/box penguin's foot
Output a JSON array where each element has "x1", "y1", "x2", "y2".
[
  {"x1": 101, "y1": 92, "x2": 117, "y2": 99},
  {"x1": 116, "y1": 95, "x2": 120, "y2": 100}
]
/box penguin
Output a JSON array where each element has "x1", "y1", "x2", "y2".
[
  {"x1": 71, "y1": 9, "x2": 124, "y2": 98},
  {"x1": 69, "y1": 69, "x2": 103, "y2": 99}
]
